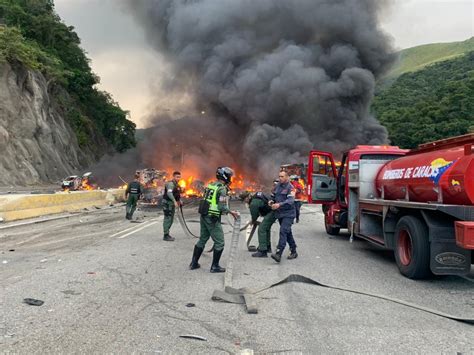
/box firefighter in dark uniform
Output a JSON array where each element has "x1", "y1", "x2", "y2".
[
  {"x1": 162, "y1": 171, "x2": 182, "y2": 241},
  {"x1": 271, "y1": 170, "x2": 298, "y2": 262},
  {"x1": 189, "y1": 167, "x2": 239, "y2": 273},
  {"x1": 125, "y1": 173, "x2": 143, "y2": 220}
]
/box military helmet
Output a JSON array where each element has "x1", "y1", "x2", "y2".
[{"x1": 216, "y1": 167, "x2": 234, "y2": 184}]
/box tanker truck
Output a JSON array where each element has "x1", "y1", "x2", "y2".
[{"x1": 307, "y1": 134, "x2": 474, "y2": 279}]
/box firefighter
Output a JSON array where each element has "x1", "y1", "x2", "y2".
[
  {"x1": 252, "y1": 180, "x2": 279, "y2": 258},
  {"x1": 162, "y1": 171, "x2": 182, "y2": 241},
  {"x1": 189, "y1": 167, "x2": 239, "y2": 273},
  {"x1": 291, "y1": 175, "x2": 304, "y2": 223},
  {"x1": 125, "y1": 173, "x2": 143, "y2": 220},
  {"x1": 271, "y1": 170, "x2": 297, "y2": 262}
]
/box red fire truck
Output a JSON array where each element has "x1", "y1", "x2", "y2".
[{"x1": 307, "y1": 134, "x2": 474, "y2": 279}]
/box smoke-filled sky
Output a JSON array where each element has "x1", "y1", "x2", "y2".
[
  {"x1": 53, "y1": 0, "x2": 473, "y2": 183},
  {"x1": 54, "y1": 0, "x2": 473, "y2": 127}
]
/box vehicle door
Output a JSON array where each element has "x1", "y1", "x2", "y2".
[{"x1": 307, "y1": 151, "x2": 338, "y2": 204}]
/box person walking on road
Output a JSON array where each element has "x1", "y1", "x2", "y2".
[
  {"x1": 189, "y1": 167, "x2": 239, "y2": 273},
  {"x1": 271, "y1": 171, "x2": 297, "y2": 262},
  {"x1": 291, "y1": 175, "x2": 304, "y2": 223},
  {"x1": 125, "y1": 173, "x2": 143, "y2": 220},
  {"x1": 162, "y1": 171, "x2": 182, "y2": 241}
]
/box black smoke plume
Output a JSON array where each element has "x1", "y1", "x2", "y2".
[{"x1": 96, "y1": 0, "x2": 395, "y2": 184}]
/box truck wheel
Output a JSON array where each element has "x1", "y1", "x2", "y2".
[
  {"x1": 394, "y1": 216, "x2": 431, "y2": 279},
  {"x1": 325, "y1": 214, "x2": 340, "y2": 236}
]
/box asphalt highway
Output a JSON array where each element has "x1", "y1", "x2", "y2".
[{"x1": 1, "y1": 202, "x2": 473, "y2": 353}]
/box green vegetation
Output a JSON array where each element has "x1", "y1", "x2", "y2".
[
  {"x1": 0, "y1": 0, "x2": 136, "y2": 153},
  {"x1": 372, "y1": 52, "x2": 474, "y2": 149},
  {"x1": 385, "y1": 37, "x2": 474, "y2": 80}
]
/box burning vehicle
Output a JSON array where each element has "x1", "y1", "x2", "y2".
[
  {"x1": 280, "y1": 163, "x2": 308, "y2": 185},
  {"x1": 61, "y1": 172, "x2": 96, "y2": 191},
  {"x1": 61, "y1": 175, "x2": 81, "y2": 191},
  {"x1": 136, "y1": 168, "x2": 167, "y2": 204}
]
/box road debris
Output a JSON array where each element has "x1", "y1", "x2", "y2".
[
  {"x1": 23, "y1": 298, "x2": 44, "y2": 306},
  {"x1": 185, "y1": 303, "x2": 195, "y2": 308},
  {"x1": 179, "y1": 334, "x2": 207, "y2": 341},
  {"x1": 61, "y1": 290, "x2": 81, "y2": 296}
]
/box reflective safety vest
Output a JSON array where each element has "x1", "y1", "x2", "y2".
[
  {"x1": 127, "y1": 181, "x2": 142, "y2": 195},
  {"x1": 203, "y1": 182, "x2": 223, "y2": 216}
]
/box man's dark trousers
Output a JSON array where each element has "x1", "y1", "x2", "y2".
[{"x1": 277, "y1": 217, "x2": 296, "y2": 252}]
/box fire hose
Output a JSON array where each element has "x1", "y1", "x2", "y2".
[
  {"x1": 177, "y1": 205, "x2": 199, "y2": 239},
  {"x1": 177, "y1": 201, "x2": 473, "y2": 324},
  {"x1": 211, "y1": 219, "x2": 474, "y2": 326},
  {"x1": 212, "y1": 274, "x2": 474, "y2": 325}
]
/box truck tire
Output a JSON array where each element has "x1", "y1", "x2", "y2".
[
  {"x1": 394, "y1": 216, "x2": 431, "y2": 279},
  {"x1": 325, "y1": 214, "x2": 340, "y2": 236}
]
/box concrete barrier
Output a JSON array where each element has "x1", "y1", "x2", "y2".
[{"x1": 0, "y1": 189, "x2": 126, "y2": 222}]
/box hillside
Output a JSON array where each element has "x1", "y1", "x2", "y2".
[
  {"x1": 0, "y1": 0, "x2": 136, "y2": 185},
  {"x1": 385, "y1": 37, "x2": 474, "y2": 80},
  {"x1": 372, "y1": 51, "x2": 474, "y2": 149}
]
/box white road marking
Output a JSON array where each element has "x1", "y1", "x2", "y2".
[
  {"x1": 15, "y1": 233, "x2": 45, "y2": 245},
  {"x1": 109, "y1": 218, "x2": 160, "y2": 238},
  {"x1": 117, "y1": 221, "x2": 159, "y2": 239},
  {"x1": 108, "y1": 224, "x2": 143, "y2": 238},
  {"x1": 32, "y1": 229, "x2": 113, "y2": 247}
]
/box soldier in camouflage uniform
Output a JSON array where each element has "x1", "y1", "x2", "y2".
[
  {"x1": 125, "y1": 173, "x2": 143, "y2": 220},
  {"x1": 162, "y1": 171, "x2": 182, "y2": 241},
  {"x1": 189, "y1": 167, "x2": 239, "y2": 273}
]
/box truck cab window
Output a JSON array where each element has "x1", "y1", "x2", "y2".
[{"x1": 313, "y1": 156, "x2": 334, "y2": 177}]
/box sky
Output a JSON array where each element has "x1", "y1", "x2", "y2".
[{"x1": 54, "y1": 0, "x2": 473, "y2": 128}]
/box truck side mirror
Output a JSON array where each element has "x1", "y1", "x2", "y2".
[{"x1": 307, "y1": 151, "x2": 338, "y2": 204}]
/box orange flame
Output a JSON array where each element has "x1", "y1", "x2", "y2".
[
  {"x1": 81, "y1": 180, "x2": 95, "y2": 191},
  {"x1": 178, "y1": 176, "x2": 204, "y2": 197}
]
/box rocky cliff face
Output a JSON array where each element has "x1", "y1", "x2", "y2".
[{"x1": 0, "y1": 63, "x2": 93, "y2": 186}]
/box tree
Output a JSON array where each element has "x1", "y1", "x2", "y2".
[{"x1": 372, "y1": 52, "x2": 474, "y2": 148}]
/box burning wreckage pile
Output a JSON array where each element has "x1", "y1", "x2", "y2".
[{"x1": 133, "y1": 168, "x2": 263, "y2": 204}]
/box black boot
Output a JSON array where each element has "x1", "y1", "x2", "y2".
[
  {"x1": 210, "y1": 249, "x2": 226, "y2": 273},
  {"x1": 189, "y1": 245, "x2": 204, "y2": 270},
  {"x1": 271, "y1": 249, "x2": 282, "y2": 263},
  {"x1": 288, "y1": 250, "x2": 298, "y2": 260},
  {"x1": 163, "y1": 234, "x2": 175, "y2": 241},
  {"x1": 251, "y1": 250, "x2": 267, "y2": 258}
]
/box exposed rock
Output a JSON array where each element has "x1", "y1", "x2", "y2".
[{"x1": 0, "y1": 62, "x2": 94, "y2": 186}]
